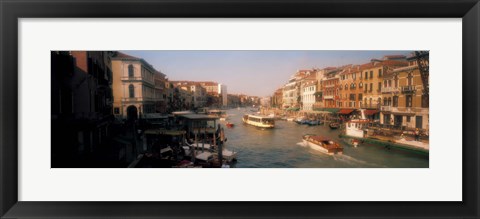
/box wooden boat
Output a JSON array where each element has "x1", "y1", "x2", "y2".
[
  {"x1": 329, "y1": 122, "x2": 340, "y2": 129},
  {"x1": 302, "y1": 134, "x2": 343, "y2": 155},
  {"x1": 242, "y1": 114, "x2": 275, "y2": 128}
]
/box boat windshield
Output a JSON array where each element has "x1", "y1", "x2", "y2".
[{"x1": 262, "y1": 119, "x2": 275, "y2": 124}]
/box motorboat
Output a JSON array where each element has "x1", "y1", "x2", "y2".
[
  {"x1": 302, "y1": 134, "x2": 343, "y2": 155},
  {"x1": 329, "y1": 122, "x2": 340, "y2": 129}
]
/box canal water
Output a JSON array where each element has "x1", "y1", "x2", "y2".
[{"x1": 222, "y1": 108, "x2": 428, "y2": 168}]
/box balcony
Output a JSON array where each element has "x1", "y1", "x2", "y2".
[
  {"x1": 401, "y1": 85, "x2": 416, "y2": 93},
  {"x1": 122, "y1": 97, "x2": 155, "y2": 102},
  {"x1": 381, "y1": 106, "x2": 392, "y2": 111},
  {"x1": 323, "y1": 95, "x2": 334, "y2": 100},
  {"x1": 382, "y1": 87, "x2": 399, "y2": 93},
  {"x1": 121, "y1": 76, "x2": 154, "y2": 86}
]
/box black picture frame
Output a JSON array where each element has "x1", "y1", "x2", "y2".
[{"x1": 1, "y1": 0, "x2": 479, "y2": 218}]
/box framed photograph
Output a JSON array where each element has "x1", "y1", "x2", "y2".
[{"x1": 1, "y1": 0, "x2": 479, "y2": 218}]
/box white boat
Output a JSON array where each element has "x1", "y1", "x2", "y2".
[
  {"x1": 242, "y1": 114, "x2": 275, "y2": 128},
  {"x1": 221, "y1": 148, "x2": 237, "y2": 162},
  {"x1": 345, "y1": 109, "x2": 370, "y2": 138},
  {"x1": 286, "y1": 117, "x2": 295, "y2": 122},
  {"x1": 195, "y1": 152, "x2": 214, "y2": 163},
  {"x1": 302, "y1": 134, "x2": 343, "y2": 155}
]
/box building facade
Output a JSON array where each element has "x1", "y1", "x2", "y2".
[
  {"x1": 51, "y1": 51, "x2": 115, "y2": 166},
  {"x1": 380, "y1": 57, "x2": 429, "y2": 130},
  {"x1": 111, "y1": 52, "x2": 156, "y2": 120}
]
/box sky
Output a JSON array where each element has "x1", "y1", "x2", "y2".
[{"x1": 121, "y1": 50, "x2": 413, "y2": 97}]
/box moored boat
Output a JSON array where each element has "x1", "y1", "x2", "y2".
[
  {"x1": 329, "y1": 122, "x2": 340, "y2": 129},
  {"x1": 302, "y1": 134, "x2": 343, "y2": 155},
  {"x1": 242, "y1": 114, "x2": 275, "y2": 128},
  {"x1": 226, "y1": 122, "x2": 235, "y2": 128}
]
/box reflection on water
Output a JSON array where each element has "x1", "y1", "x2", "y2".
[{"x1": 222, "y1": 109, "x2": 428, "y2": 168}]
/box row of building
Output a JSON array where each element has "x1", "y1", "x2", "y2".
[
  {"x1": 51, "y1": 51, "x2": 237, "y2": 166},
  {"x1": 109, "y1": 52, "x2": 230, "y2": 120},
  {"x1": 270, "y1": 52, "x2": 429, "y2": 131}
]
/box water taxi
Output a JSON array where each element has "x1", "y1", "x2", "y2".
[
  {"x1": 242, "y1": 114, "x2": 275, "y2": 128},
  {"x1": 302, "y1": 134, "x2": 343, "y2": 155}
]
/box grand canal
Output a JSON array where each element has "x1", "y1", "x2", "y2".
[{"x1": 221, "y1": 108, "x2": 428, "y2": 168}]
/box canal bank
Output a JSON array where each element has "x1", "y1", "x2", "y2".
[{"x1": 223, "y1": 108, "x2": 428, "y2": 168}]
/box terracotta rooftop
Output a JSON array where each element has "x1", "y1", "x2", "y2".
[{"x1": 112, "y1": 52, "x2": 141, "y2": 60}]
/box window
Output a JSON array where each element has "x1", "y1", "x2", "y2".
[
  {"x1": 369, "y1": 98, "x2": 372, "y2": 108},
  {"x1": 407, "y1": 73, "x2": 413, "y2": 86},
  {"x1": 407, "y1": 116, "x2": 411, "y2": 122},
  {"x1": 421, "y1": 94, "x2": 429, "y2": 108},
  {"x1": 114, "y1": 107, "x2": 120, "y2": 114},
  {"x1": 378, "y1": 69, "x2": 382, "y2": 77},
  {"x1": 349, "y1": 94, "x2": 356, "y2": 101},
  {"x1": 384, "y1": 80, "x2": 387, "y2": 87},
  {"x1": 358, "y1": 93, "x2": 363, "y2": 101},
  {"x1": 365, "y1": 72, "x2": 368, "y2": 79},
  {"x1": 370, "y1": 71, "x2": 373, "y2": 79},
  {"x1": 129, "y1": 84, "x2": 135, "y2": 98},
  {"x1": 128, "y1": 64, "x2": 134, "y2": 77},
  {"x1": 378, "y1": 82, "x2": 382, "y2": 91},
  {"x1": 392, "y1": 96, "x2": 398, "y2": 107},
  {"x1": 359, "y1": 82, "x2": 363, "y2": 88},
  {"x1": 369, "y1": 83, "x2": 373, "y2": 92},
  {"x1": 406, "y1": 95, "x2": 412, "y2": 107},
  {"x1": 377, "y1": 97, "x2": 381, "y2": 108},
  {"x1": 345, "y1": 84, "x2": 348, "y2": 90},
  {"x1": 394, "y1": 75, "x2": 399, "y2": 87},
  {"x1": 383, "y1": 98, "x2": 387, "y2": 106}
]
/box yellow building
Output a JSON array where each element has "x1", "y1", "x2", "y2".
[
  {"x1": 111, "y1": 52, "x2": 157, "y2": 120},
  {"x1": 380, "y1": 56, "x2": 429, "y2": 130},
  {"x1": 360, "y1": 59, "x2": 408, "y2": 110}
]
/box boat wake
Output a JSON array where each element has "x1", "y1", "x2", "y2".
[
  {"x1": 296, "y1": 142, "x2": 308, "y2": 147},
  {"x1": 333, "y1": 154, "x2": 386, "y2": 167}
]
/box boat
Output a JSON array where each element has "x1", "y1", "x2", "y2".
[
  {"x1": 226, "y1": 122, "x2": 234, "y2": 128},
  {"x1": 295, "y1": 117, "x2": 308, "y2": 124},
  {"x1": 302, "y1": 134, "x2": 343, "y2": 155},
  {"x1": 208, "y1": 109, "x2": 228, "y2": 121},
  {"x1": 345, "y1": 109, "x2": 370, "y2": 138},
  {"x1": 329, "y1": 122, "x2": 340, "y2": 129},
  {"x1": 242, "y1": 114, "x2": 275, "y2": 128},
  {"x1": 306, "y1": 120, "x2": 321, "y2": 126},
  {"x1": 286, "y1": 117, "x2": 295, "y2": 122}
]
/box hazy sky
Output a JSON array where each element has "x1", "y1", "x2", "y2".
[{"x1": 122, "y1": 50, "x2": 413, "y2": 97}]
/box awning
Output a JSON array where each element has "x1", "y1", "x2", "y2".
[
  {"x1": 338, "y1": 109, "x2": 355, "y2": 115},
  {"x1": 314, "y1": 108, "x2": 339, "y2": 113},
  {"x1": 364, "y1": 110, "x2": 379, "y2": 116}
]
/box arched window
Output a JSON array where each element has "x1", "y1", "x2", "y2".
[
  {"x1": 128, "y1": 64, "x2": 134, "y2": 77},
  {"x1": 359, "y1": 82, "x2": 363, "y2": 88},
  {"x1": 345, "y1": 84, "x2": 348, "y2": 90},
  {"x1": 129, "y1": 84, "x2": 135, "y2": 98},
  {"x1": 383, "y1": 98, "x2": 387, "y2": 106}
]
